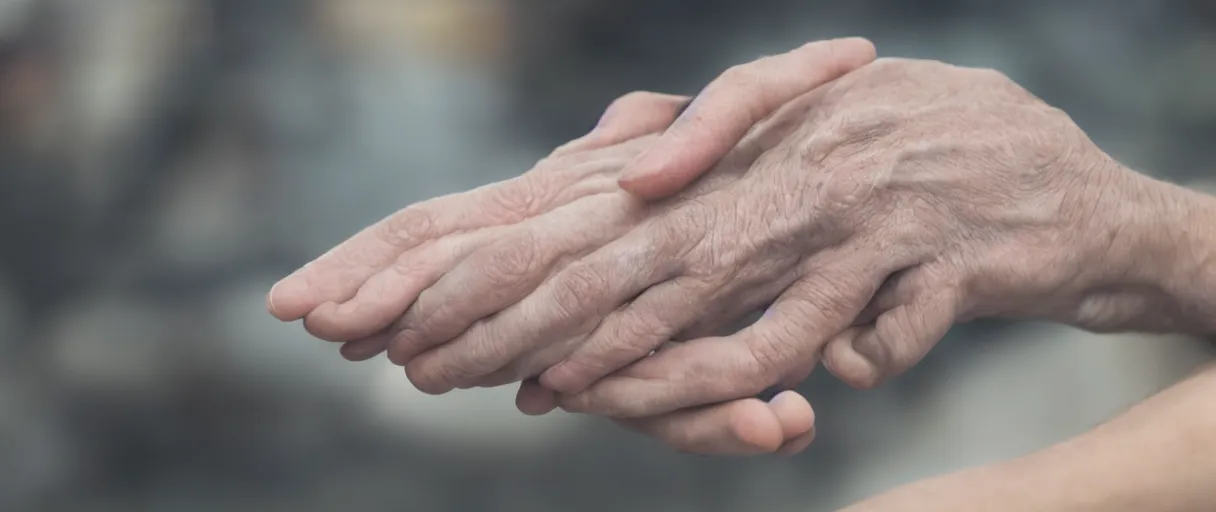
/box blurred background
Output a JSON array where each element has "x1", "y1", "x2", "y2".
[{"x1": 1, "y1": 0, "x2": 1214, "y2": 510}]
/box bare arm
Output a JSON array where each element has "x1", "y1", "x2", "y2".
[
  {"x1": 840, "y1": 362, "x2": 1216, "y2": 511},
  {"x1": 1111, "y1": 175, "x2": 1216, "y2": 336},
  {"x1": 840, "y1": 177, "x2": 1216, "y2": 510}
]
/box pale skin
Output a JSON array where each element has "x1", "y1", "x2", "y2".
[
  {"x1": 841, "y1": 363, "x2": 1216, "y2": 511},
  {"x1": 268, "y1": 38, "x2": 1216, "y2": 507}
]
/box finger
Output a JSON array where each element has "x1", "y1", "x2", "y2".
[
  {"x1": 852, "y1": 267, "x2": 923, "y2": 327},
  {"x1": 776, "y1": 426, "x2": 817, "y2": 456},
  {"x1": 553, "y1": 92, "x2": 690, "y2": 157},
  {"x1": 476, "y1": 333, "x2": 589, "y2": 389},
  {"x1": 338, "y1": 335, "x2": 390, "y2": 362},
  {"x1": 539, "y1": 277, "x2": 711, "y2": 395},
  {"x1": 673, "y1": 275, "x2": 798, "y2": 341},
  {"x1": 267, "y1": 140, "x2": 646, "y2": 323},
  {"x1": 300, "y1": 231, "x2": 485, "y2": 341},
  {"x1": 403, "y1": 227, "x2": 677, "y2": 394},
  {"x1": 515, "y1": 379, "x2": 559, "y2": 416},
  {"x1": 613, "y1": 390, "x2": 814, "y2": 456},
  {"x1": 384, "y1": 192, "x2": 642, "y2": 366},
  {"x1": 562, "y1": 261, "x2": 885, "y2": 417},
  {"x1": 303, "y1": 144, "x2": 650, "y2": 341},
  {"x1": 618, "y1": 37, "x2": 877, "y2": 200},
  {"x1": 824, "y1": 288, "x2": 959, "y2": 390}
]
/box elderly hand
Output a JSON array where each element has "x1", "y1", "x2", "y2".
[
  {"x1": 266, "y1": 90, "x2": 689, "y2": 356},
  {"x1": 267, "y1": 38, "x2": 878, "y2": 455},
  {"x1": 406, "y1": 55, "x2": 1155, "y2": 425}
]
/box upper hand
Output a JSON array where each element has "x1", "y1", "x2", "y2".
[{"x1": 417, "y1": 57, "x2": 1138, "y2": 422}]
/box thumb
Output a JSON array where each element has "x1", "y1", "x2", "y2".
[
  {"x1": 824, "y1": 289, "x2": 959, "y2": 390},
  {"x1": 618, "y1": 37, "x2": 877, "y2": 200}
]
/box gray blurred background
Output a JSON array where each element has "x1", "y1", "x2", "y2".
[{"x1": 1, "y1": 0, "x2": 1214, "y2": 510}]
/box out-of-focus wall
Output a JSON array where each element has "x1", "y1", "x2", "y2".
[{"x1": 1, "y1": 1, "x2": 1212, "y2": 511}]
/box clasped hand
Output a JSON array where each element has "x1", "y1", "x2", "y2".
[{"x1": 268, "y1": 39, "x2": 1141, "y2": 455}]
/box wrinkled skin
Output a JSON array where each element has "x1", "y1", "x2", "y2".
[
  {"x1": 270, "y1": 43, "x2": 1158, "y2": 455},
  {"x1": 269, "y1": 38, "x2": 877, "y2": 455},
  {"x1": 397, "y1": 56, "x2": 1142, "y2": 420}
]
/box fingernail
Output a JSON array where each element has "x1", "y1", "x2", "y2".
[{"x1": 265, "y1": 282, "x2": 280, "y2": 317}]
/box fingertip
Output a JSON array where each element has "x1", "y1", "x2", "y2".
[
  {"x1": 266, "y1": 277, "x2": 311, "y2": 321},
  {"x1": 767, "y1": 390, "x2": 815, "y2": 439},
  {"x1": 823, "y1": 329, "x2": 884, "y2": 390},
  {"x1": 404, "y1": 366, "x2": 455, "y2": 396},
  {"x1": 515, "y1": 380, "x2": 559, "y2": 416},
  {"x1": 339, "y1": 337, "x2": 388, "y2": 362},
  {"x1": 834, "y1": 36, "x2": 878, "y2": 62},
  {"x1": 301, "y1": 302, "x2": 352, "y2": 342},
  {"x1": 728, "y1": 399, "x2": 785, "y2": 454}
]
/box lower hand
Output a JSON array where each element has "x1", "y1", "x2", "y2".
[
  {"x1": 403, "y1": 57, "x2": 1151, "y2": 437},
  {"x1": 266, "y1": 91, "x2": 688, "y2": 357}
]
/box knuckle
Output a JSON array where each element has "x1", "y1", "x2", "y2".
[
  {"x1": 382, "y1": 206, "x2": 437, "y2": 246},
  {"x1": 717, "y1": 63, "x2": 758, "y2": 91},
  {"x1": 464, "y1": 340, "x2": 510, "y2": 378},
  {"x1": 487, "y1": 177, "x2": 544, "y2": 219},
  {"x1": 405, "y1": 298, "x2": 457, "y2": 339},
  {"x1": 480, "y1": 230, "x2": 541, "y2": 288},
  {"x1": 552, "y1": 261, "x2": 608, "y2": 317},
  {"x1": 744, "y1": 331, "x2": 797, "y2": 386},
  {"x1": 864, "y1": 57, "x2": 911, "y2": 78},
  {"x1": 650, "y1": 202, "x2": 708, "y2": 262},
  {"x1": 816, "y1": 170, "x2": 871, "y2": 218},
  {"x1": 794, "y1": 275, "x2": 858, "y2": 321},
  {"x1": 608, "y1": 91, "x2": 654, "y2": 113},
  {"x1": 838, "y1": 107, "x2": 905, "y2": 142},
  {"x1": 822, "y1": 332, "x2": 884, "y2": 390},
  {"x1": 615, "y1": 311, "x2": 669, "y2": 344}
]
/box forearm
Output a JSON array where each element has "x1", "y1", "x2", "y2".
[
  {"x1": 841, "y1": 364, "x2": 1216, "y2": 511},
  {"x1": 1090, "y1": 167, "x2": 1216, "y2": 335}
]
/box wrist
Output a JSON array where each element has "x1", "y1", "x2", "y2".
[{"x1": 1085, "y1": 165, "x2": 1216, "y2": 335}]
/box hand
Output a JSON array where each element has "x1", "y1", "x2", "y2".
[
  {"x1": 263, "y1": 88, "x2": 819, "y2": 456},
  {"x1": 266, "y1": 90, "x2": 689, "y2": 358},
  {"x1": 416, "y1": 57, "x2": 1145, "y2": 424},
  {"x1": 267, "y1": 38, "x2": 878, "y2": 455},
  {"x1": 385, "y1": 40, "x2": 878, "y2": 455}
]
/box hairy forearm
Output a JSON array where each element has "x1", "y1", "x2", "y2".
[
  {"x1": 1086, "y1": 166, "x2": 1216, "y2": 335},
  {"x1": 1140, "y1": 176, "x2": 1216, "y2": 335},
  {"x1": 840, "y1": 364, "x2": 1216, "y2": 511}
]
